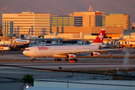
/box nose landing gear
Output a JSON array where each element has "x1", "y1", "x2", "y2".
[{"x1": 30, "y1": 57, "x2": 36, "y2": 61}]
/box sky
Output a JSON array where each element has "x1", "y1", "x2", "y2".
[{"x1": 0, "y1": 0, "x2": 135, "y2": 27}]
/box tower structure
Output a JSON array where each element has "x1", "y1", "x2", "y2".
[{"x1": 88, "y1": 6, "x2": 93, "y2": 12}]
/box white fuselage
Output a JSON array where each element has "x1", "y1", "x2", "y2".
[
  {"x1": 23, "y1": 28, "x2": 106, "y2": 59},
  {"x1": 13, "y1": 39, "x2": 30, "y2": 43},
  {"x1": 23, "y1": 45, "x2": 99, "y2": 58}
]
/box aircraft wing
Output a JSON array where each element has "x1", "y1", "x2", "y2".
[
  {"x1": 57, "y1": 48, "x2": 121, "y2": 55},
  {"x1": 96, "y1": 48, "x2": 121, "y2": 52},
  {"x1": 58, "y1": 51, "x2": 92, "y2": 55}
]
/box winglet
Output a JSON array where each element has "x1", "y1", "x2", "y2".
[{"x1": 91, "y1": 28, "x2": 106, "y2": 45}]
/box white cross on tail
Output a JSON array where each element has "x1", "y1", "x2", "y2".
[{"x1": 99, "y1": 33, "x2": 103, "y2": 40}]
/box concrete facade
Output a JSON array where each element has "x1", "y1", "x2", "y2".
[
  {"x1": 52, "y1": 26, "x2": 123, "y2": 38},
  {"x1": 104, "y1": 14, "x2": 130, "y2": 29},
  {"x1": 50, "y1": 15, "x2": 82, "y2": 33},
  {"x1": 2, "y1": 12, "x2": 50, "y2": 36},
  {"x1": 2, "y1": 11, "x2": 129, "y2": 37},
  {"x1": 73, "y1": 11, "x2": 103, "y2": 27}
]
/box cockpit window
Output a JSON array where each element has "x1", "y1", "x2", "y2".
[{"x1": 25, "y1": 49, "x2": 30, "y2": 51}]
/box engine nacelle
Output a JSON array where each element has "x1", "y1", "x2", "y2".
[
  {"x1": 91, "y1": 52, "x2": 100, "y2": 57},
  {"x1": 66, "y1": 54, "x2": 76, "y2": 59}
]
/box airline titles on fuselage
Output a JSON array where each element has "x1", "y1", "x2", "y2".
[{"x1": 38, "y1": 47, "x2": 49, "y2": 50}]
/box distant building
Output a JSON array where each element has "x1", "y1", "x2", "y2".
[
  {"x1": 104, "y1": 14, "x2": 130, "y2": 29},
  {"x1": 2, "y1": 12, "x2": 50, "y2": 36},
  {"x1": 73, "y1": 11, "x2": 103, "y2": 27},
  {"x1": 51, "y1": 11, "x2": 124, "y2": 38},
  {"x1": 2, "y1": 11, "x2": 130, "y2": 38},
  {"x1": 52, "y1": 26, "x2": 123, "y2": 38},
  {"x1": 72, "y1": 12, "x2": 130, "y2": 29},
  {"x1": 118, "y1": 29, "x2": 135, "y2": 45},
  {"x1": 132, "y1": 22, "x2": 135, "y2": 29},
  {"x1": 0, "y1": 28, "x2": 2, "y2": 35},
  {"x1": 50, "y1": 15, "x2": 82, "y2": 33},
  {"x1": 51, "y1": 11, "x2": 105, "y2": 35}
]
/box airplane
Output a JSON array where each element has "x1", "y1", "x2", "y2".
[
  {"x1": 12, "y1": 29, "x2": 30, "y2": 44},
  {"x1": 11, "y1": 29, "x2": 31, "y2": 50},
  {"x1": 23, "y1": 28, "x2": 106, "y2": 61},
  {"x1": 13, "y1": 39, "x2": 30, "y2": 43}
]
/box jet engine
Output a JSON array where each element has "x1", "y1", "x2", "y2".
[
  {"x1": 66, "y1": 54, "x2": 76, "y2": 59},
  {"x1": 91, "y1": 52, "x2": 100, "y2": 57}
]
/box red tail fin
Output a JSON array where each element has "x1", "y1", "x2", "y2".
[{"x1": 91, "y1": 28, "x2": 106, "y2": 45}]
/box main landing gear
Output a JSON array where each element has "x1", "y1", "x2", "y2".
[
  {"x1": 54, "y1": 58, "x2": 78, "y2": 62},
  {"x1": 69, "y1": 58, "x2": 78, "y2": 63},
  {"x1": 65, "y1": 58, "x2": 69, "y2": 61},
  {"x1": 54, "y1": 58, "x2": 62, "y2": 61},
  {"x1": 70, "y1": 58, "x2": 78, "y2": 61}
]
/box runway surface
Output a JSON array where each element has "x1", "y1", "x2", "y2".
[{"x1": 0, "y1": 50, "x2": 135, "y2": 79}]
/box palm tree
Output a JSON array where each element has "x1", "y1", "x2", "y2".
[{"x1": 22, "y1": 74, "x2": 34, "y2": 86}]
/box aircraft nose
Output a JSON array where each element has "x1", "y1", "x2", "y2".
[{"x1": 23, "y1": 51, "x2": 26, "y2": 55}]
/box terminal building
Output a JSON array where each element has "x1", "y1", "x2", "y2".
[
  {"x1": 50, "y1": 15, "x2": 82, "y2": 33},
  {"x1": 2, "y1": 11, "x2": 130, "y2": 39},
  {"x1": 73, "y1": 11, "x2": 103, "y2": 27},
  {"x1": 2, "y1": 12, "x2": 50, "y2": 36},
  {"x1": 51, "y1": 11, "x2": 128, "y2": 38},
  {"x1": 104, "y1": 14, "x2": 129, "y2": 29}
]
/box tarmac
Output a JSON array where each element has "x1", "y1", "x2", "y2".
[
  {"x1": 0, "y1": 50, "x2": 135, "y2": 90},
  {"x1": 0, "y1": 49, "x2": 135, "y2": 78}
]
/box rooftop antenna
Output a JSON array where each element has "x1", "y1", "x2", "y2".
[
  {"x1": 88, "y1": 6, "x2": 93, "y2": 12},
  {"x1": 132, "y1": 22, "x2": 135, "y2": 29},
  {"x1": 132, "y1": 22, "x2": 135, "y2": 27}
]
